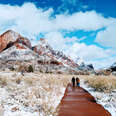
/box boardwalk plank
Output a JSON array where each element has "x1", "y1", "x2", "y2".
[{"x1": 58, "y1": 83, "x2": 111, "y2": 116}]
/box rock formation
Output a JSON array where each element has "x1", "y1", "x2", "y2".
[
  {"x1": 33, "y1": 38, "x2": 79, "y2": 68},
  {"x1": 0, "y1": 30, "x2": 94, "y2": 74},
  {"x1": 110, "y1": 62, "x2": 116, "y2": 72},
  {"x1": 0, "y1": 30, "x2": 31, "y2": 52}
]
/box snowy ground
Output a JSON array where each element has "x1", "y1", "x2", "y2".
[
  {"x1": 0, "y1": 72, "x2": 115, "y2": 116},
  {"x1": 0, "y1": 72, "x2": 68, "y2": 116},
  {"x1": 81, "y1": 79, "x2": 116, "y2": 116}
]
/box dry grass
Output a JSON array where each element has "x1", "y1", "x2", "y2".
[
  {"x1": 82, "y1": 75, "x2": 116, "y2": 92},
  {"x1": 0, "y1": 77, "x2": 8, "y2": 87},
  {"x1": 0, "y1": 72, "x2": 73, "y2": 116}
]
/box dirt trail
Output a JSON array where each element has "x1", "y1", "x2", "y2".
[{"x1": 58, "y1": 83, "x2": 111, "y2": 116}]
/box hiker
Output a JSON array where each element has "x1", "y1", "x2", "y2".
[
  {"x1": 21, "y1": 69, "x2": 24, "y2": 76},
  {"x1": 72, "y1": 77, "x2": 75, "y2": 87},
  {"x1": 76, "y1": 77, "x2": 80, "y2": 87}
]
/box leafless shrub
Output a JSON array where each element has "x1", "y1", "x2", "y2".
[
  {"x1": 0, "y1": 77, "x2": 7, "y2": 87},
  {"x1": 15, "y1": 77, "x2": 21, "y2": 84}
]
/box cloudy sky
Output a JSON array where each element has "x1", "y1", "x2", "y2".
[{"x1": 0, "y1": 0, "x2": 116, "y2": 69}]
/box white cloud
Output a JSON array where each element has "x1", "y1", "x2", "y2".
[
  {"x1": 0, "y1": 3, "x2": 115, "y2": 38},
  {"x1": 54, "y1": 11, "x2": 115, "y2": 31},
  {"x1": 87, "y1": 56, "x2": 116, "y2": 69},
  {"x1": 67, "y1": 43, "x2": 108, "y2": 60},
  {"x1": 45, "y1": 31, "x2": 116, "y2": 69},
  {"x1": 45, "y1": 31, "x2": 67, "y2": 51},
  {"x1": 0, "y1": 3, "x2": 54, "y2": 38},
  {"x1": 96, "y1": 23, "x2": 116, "y2": 48}
]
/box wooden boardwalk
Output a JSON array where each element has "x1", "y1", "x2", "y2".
[{"x1": 58, "y1": 83, "x2": 111, "y2": 116}]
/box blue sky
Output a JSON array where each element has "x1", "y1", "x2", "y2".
[
  {"x1": 0, "y1": 0, "x2": 116, "y2": 69},
  {"x1": 0, "y1": 0, "x2": 116, "y2": 17}
]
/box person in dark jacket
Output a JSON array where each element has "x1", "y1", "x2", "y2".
[
  {"x1": 76, "y1": 77, "x2": 80, "y2": 86},
  {"x1": 72, "y1": 77, "x2": 75, "y2": 87}
]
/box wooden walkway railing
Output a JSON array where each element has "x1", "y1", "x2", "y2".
[{"x1": 58, "y1": 83, "x2": 111, "y2": 116}]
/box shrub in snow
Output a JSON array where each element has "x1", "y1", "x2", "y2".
[{"x1": 28, "y1": 65, "x2": 34, "y2": 72}]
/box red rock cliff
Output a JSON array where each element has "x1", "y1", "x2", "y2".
[{"x1": 0, "y1": 30, "x2": 31, "y2": 52}]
